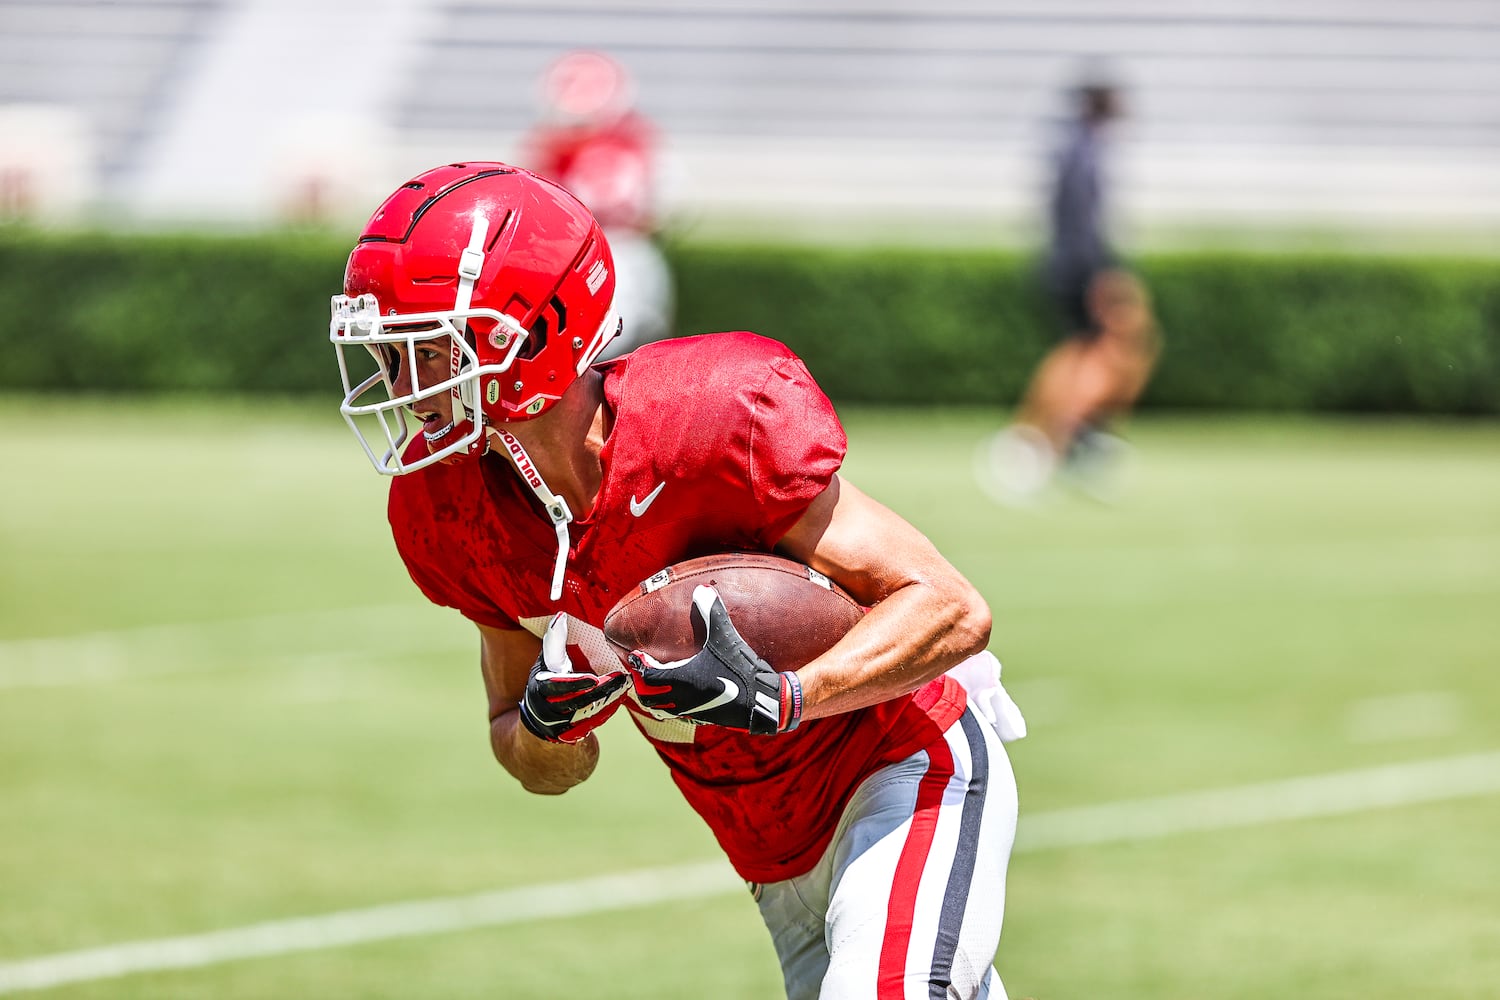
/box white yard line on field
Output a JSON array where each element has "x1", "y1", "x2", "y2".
[
  {"x1": 0, "y1": 605, "x2": 458, "y2": 689},
  {"x1": 2, "y1": 750, "x2": 1498, "y2": 995},
  {"x1": 1011, "y1": 749, "x2": 1500, "y2": 850},
  {"x1": 8, "y1": 529, "x2": 1500, "y2": 689},
  {"x1": 0, "y1": 863, "x2": 738, "y2": 996}
]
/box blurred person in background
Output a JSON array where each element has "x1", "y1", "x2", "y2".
[
  {"x1": 521, "y1": 50, "x2": 675, "y2": 359},
  {"x1": 980, "y1": 76, "x2": 1161, "y2": 503}
]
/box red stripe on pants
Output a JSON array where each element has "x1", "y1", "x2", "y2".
[{"x1": 877, "y1": 737, "x2": 956, "y2": 998}]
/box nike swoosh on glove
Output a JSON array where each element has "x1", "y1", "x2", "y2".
[
  {"x1": 625, "y1": 585, "x2": 804, "y2": 735},
  {"x1": 519, "y1": 613, "x2": 631, "y2": 744}
]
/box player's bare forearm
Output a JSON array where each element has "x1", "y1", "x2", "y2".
[
  {"x1": 791, "y1": 572, "x2": 988, "y2": 722},
  {"x1": 777, "y1": 476, "x2": 991, "y2": 721},
  {"x1": 478, "y1": 622, "x2": 599, "y2": 794},
  {"x1": 490, "y1": 708, "x2": 600, "y2": 794}
]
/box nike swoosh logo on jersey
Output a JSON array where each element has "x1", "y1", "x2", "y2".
[
  {"x1": 630, "y1": 481, "x2": 667, "y2": 517},
  {"x1": 682, "y1": 678, "x2": 738, "y2": 717}
]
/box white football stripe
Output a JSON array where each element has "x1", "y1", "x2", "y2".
[
  {"x1": 0, "y1": 863, "x2": 737, "y2": 995},
  {"x1": 1, "y1": 750, "x2": 1497, "y2": 994},
  {"x1": 0, "y1": 605, "x2": 460, "y2": 689},
  {"x1": 1013, "y1": 749, "x2": 1500, "y2": 850}
]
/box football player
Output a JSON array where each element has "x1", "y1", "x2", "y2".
[
  {"x1": 329, "y1": 163, "x2": 1025, "y2": 999},
  {"x1": 980, "y1": 77, "x2": 1161, "y2": 504},
  {"x1": 520, "y1": 50, "x2": 673, "y2": 359}
]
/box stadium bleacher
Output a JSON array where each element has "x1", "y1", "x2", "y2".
[
  {"x1": 0, "y1": 0, "x2": 226, "y2": 201},
  {"x1": 1, "y1": 0, "x2": 1496, "y2": 238}
]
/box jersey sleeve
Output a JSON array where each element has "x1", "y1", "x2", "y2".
[
  {"x1": 399, "y1": 543, "x2": 520, "y2": 631},
  {"x1": 745, "y1": 350, "x2": 848, "y2": 546}
]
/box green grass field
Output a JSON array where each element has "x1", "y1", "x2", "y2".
[{"x1": 2, "y1": 397, "x2": 1497, "y2": 999}]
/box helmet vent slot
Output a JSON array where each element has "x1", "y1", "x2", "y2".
[
  {"x1": 521, "y1": 313, "x2": 548, "y2": 360},
  {"x1": 485, "y1": 210, "x2": 514, "y2": 252}
]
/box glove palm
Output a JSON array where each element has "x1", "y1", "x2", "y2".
[{"x1": 519, "y1": 613, "x2": 630, "y2": 744}]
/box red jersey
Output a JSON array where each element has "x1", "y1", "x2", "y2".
[
  {"x1": 525, "y1": 112, "x2": 657, "y2": 233},
  {"x1": 389, "y1": 332, "x2": 965, "y2": 881}
]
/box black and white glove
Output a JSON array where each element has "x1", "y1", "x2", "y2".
[
  {"x1": 625, "y1": 586, "x2": 804, "y2": 735},
  {"x1": 519, "y1": 613, "x2": 630, "y2": 744}
]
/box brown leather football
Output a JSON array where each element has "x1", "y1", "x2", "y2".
[{"x1": 603, "y1": 552, "x2": 865, "y2": 669}]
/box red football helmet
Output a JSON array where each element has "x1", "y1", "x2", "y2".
[
  {"x1": 330, "y1": 162, "x2": 619, "y2": 474},
  {"x1": 539, "y1": 49, "x2": 636, "y2": 126}
]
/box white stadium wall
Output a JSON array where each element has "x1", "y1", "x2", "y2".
[
  {"x1": 1, "y1": 0, "x2": 1496, "y2": 246},
  {"x1": 0, "y1": 103, "x2": 94, "y2": 220}
]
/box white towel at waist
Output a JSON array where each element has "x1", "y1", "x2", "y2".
[{"x1": 946, "y1": 650, "x2": 1027, "y2": 743}]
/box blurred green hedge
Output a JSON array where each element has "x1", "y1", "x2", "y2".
[{"x1": 1, "y1": 228, "x2": 1495, "y2": 413}]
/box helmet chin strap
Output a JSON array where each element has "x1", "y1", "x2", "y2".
[
  {"x1": 491, "y1": 427, "x2": 573, "y2": 602},
  {"x1": 451, "y1": 214, "x2": 573, "y2": 602}
]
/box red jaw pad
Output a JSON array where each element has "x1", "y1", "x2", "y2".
[{"x1": 424, "y1": 416, "x2": 487, "y2": 465}]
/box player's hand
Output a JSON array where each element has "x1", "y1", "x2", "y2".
[
  {"x1": 519, "y1": 613, "x2": 630, "y2": 744},
  {"x1": 625, "y1": 586, "x2": 803, "y2": 735}
]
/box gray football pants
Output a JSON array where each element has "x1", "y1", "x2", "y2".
[{"x1": 752, "y1": 707, "x2": 1017, "y2": 999}]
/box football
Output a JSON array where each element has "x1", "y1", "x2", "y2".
[{"x1": 603, "y1": 552, "x2": 865, "y2": 669}]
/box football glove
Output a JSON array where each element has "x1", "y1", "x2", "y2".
[
  {"x1": 626, "y1": 586, "x2": 804, "y2": 735},
  {"x1": 518, "y1": 613, "x2": 630, "y2": 744}
]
